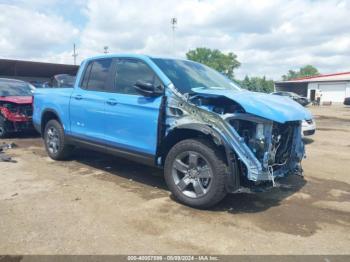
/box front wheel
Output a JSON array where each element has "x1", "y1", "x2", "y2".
[
  {"x1": 164, "y1": 138, "x2": 228, "y2": 209},
  {"x1": 44, "y1": 119, "x2": 73, "y2": 160}
]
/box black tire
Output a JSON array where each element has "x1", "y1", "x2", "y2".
[
  {"x1": 164, "y1": 138, "x2": 228, "y2": 209},
  {"x1": 44, "y1": 119, "x2": 73, "y2": 160},
  {"x1": 0, "y1": 117, "x2": 9, "y2": 138}
]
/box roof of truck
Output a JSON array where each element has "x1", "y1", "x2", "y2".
[{"x1": 83, "y1": 53, "x2": 188, "y2": 62}]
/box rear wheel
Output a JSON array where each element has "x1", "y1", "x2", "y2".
[
  {"x1": 164, "y1": 138, "x2": 228, "y2": 209},
  {"x1": 44, "y1": 119, "x2": 73, "y2": 160}
]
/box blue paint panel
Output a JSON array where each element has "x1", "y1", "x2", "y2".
[
  {"x1": 33, "y1": 88, "x2": 74, "y2": 131},
  {"x1": 104, "y1": 93, "x2": 162, "y2": 155},
  {"x1": 69, "y1": 87, "x2": 107, "y2": 141},
  {"x1": 191, "y1": 88, "x2": 312, "y2": 123}
]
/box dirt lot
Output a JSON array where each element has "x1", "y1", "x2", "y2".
[{"x1": 0, "y1": 105, "x2": 349, "y2": 255}]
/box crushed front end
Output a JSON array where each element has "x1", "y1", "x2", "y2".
[
  {"x1": 164, "y1": 86, "x2": 307, "y2": 191},
  {"x1": 224, "y1": 114, "x2": 304, "y2": 186},
  {"x1": 0, "y1": 102, "x2": 34, "y2": 134}
]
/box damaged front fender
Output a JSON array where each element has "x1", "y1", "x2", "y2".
[{"x1": 163, "y1": 84, "x2": 305, "y2": 190}]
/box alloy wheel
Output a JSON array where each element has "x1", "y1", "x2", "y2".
[
  {"x1": 46, "y1": 126, "x2": 60, "y2": 155},
  {"x1": 171, "y1": 151, "x2": 213, "y2": 198}
]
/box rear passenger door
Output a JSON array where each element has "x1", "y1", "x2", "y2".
[
  {"x1": 104, "y1": 58, "x2": 163, "y2": 156},
  {"x1": 69, "y1": 58, "x2": 113, "y2": 143}
]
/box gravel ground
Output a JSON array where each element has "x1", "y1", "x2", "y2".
[{"x1": 0, "y1": 105, "x2": 349, "y2": 255}]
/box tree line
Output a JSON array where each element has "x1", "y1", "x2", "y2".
[{"x1": 186, "y1": 47, "x2": 320, "y2": 93}]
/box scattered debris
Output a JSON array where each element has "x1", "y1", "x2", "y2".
[
  {"x1": 11, "y1": 193, "x2": 18, "y2": 197},
  {"x1": 0, "y1": 154, "x2": 16, "y2": 163},
  {"x1": 0, "y1": 142, "x2": 17, "y2": 150},
  {"x1": 0, "y1": 142, "x2": 18, "y2": 163}
]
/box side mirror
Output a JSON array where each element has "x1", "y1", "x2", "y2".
[{"x1": 134, "y1": 80, "x2": 162, "y2": 97}]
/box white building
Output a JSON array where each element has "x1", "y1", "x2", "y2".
[{"x1": 275, "y1": 72, "x2": 350, "y2": 103}]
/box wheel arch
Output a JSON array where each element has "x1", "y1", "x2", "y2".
[
  {"x1": 158, "y1": 123, "x2": 229, "y2": 165},
  {"x1": 40, "y1": 109, "x2": 62, "y2": 137},
  {"x1": 158, "y1": 123, "x2": 240, "y2": 192}
]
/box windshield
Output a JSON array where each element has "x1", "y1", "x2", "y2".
[
  {"x1": 0, "y1": 79, "x2": 33, "y2": 96},
  {"x1": 152, "y1": 58, "x2": 241, "y2": 94}
]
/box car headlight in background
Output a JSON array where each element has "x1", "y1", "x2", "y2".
[{"x1": 302, "y1": 119, "x2": 314, "y2": 127}]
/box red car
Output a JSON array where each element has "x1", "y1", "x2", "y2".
[{"x1": 0, "y1": 78, "x2": 35, "y2": 138}]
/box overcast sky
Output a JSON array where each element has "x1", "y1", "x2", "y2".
[{"x1": 0, "y1": 0, "x2": 349, "y2": 80}]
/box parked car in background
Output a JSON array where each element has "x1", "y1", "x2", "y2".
[
  {"x1": 344, "y1": 97, "x2": 350, "y2": 106},
  {"x1": 0, "y1": 78, "x2": 34, "y2": 138},
  {"x1": 42, "y1": 74, "x2": 76, "y2": 88},
  {"x1": 272, "y1": 91, "x2": 310, "y2": 106},
  {"x1": 302, "y1": 118, "x2": 316, "y2": 136},
  {"x1": 33, "y1": 54, "x2": 312, "y2": 208},
  {"x1": 272, "y1": 92, "x2": 315, "y2": 136},
  {"x1": 29, "y1": 80, "x2": 45, "y2": 89}
]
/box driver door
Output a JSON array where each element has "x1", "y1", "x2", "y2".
[{"x1": 104, "y1": 58, "x2": 163, "y2": 156}]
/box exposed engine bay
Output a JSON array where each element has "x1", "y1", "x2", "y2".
[
  {"x1": 190, "y1": 96, "x2": 245, "y2": 115},
  {"x1": 164, "y1": 88, "x2": 305, "y2": 190}
]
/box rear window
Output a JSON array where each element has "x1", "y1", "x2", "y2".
[{"x1": 55, "y1": 75, "x2": 76, "y2": 88}]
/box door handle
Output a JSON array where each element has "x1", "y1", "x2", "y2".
[
  {"x1": 106, "y1": 99, "x2": 118, "y2": 106},
  {"x1": 74, "y1": 95, "x2": 83, "y2": 100}
]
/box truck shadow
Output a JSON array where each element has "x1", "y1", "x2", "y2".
[
  {"x1": 72, "y1": 148, "x2": 308, "y2": 213},
  {"x1": 72, "y1": 148, "x2": 167, "y2": 190},
  {"x1": 69, "y1": 148, "x2": 350, "y2": 237},
  {"x1": 214, "y1": 175, "x2": 307, "y2": 213},
  {"x1": 3, "y1": 130, "x2": 40, "y2": 139},
  {"x1": 19, "y1": 140, "x2": 346, "y2": 238}
]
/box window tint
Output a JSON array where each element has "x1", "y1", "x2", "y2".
[
  {"x1": 81, "y1": 59, "x2": 112, "y2": 91},
  {"x1": 81, "y1": 62, "x2": 92, "y2": 89},
  {"x1": 114, "y1": 59, "x2": 160, "y2": 95}
]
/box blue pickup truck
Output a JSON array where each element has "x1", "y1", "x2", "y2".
[{"x1": 33, "y1": 54, "x2": 312, "y2": 208}]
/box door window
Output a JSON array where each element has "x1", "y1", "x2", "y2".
[
  {"x1": 113, "y1": 59, "x2": 161, "y2": 95},
  {"x1": 80, "y1": 58, "x2": 113, "y2": 91}
]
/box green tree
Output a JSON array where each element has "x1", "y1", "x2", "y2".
[
  {"x1": 238, "y1": 75, "x2": 274, "y2": 93},
  {"x1": 282, "y1": 65, "x2": 320, "y2": 80},
  {"x1": 186, "y1": 47, "x2": 241, "y2": 79}
]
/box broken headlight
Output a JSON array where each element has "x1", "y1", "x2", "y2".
[{"x1": 230, "y1": 120, "x2": 267, "y2": 161}]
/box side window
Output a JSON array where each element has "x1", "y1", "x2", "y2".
[
  {"x1": 81, "y1": 62, "x2": 92, "y2": 89},
  {"x1": 80, "y1": 58, "x2": 113, "y2": 91},
  {"x1": 113, "y1": 59, "x2": 161, "y2": 95}
]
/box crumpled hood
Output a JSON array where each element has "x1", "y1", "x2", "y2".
[
  {"x1": 0, "y1": 96, "x2": 33, "y2": 104},
  {"x1": 192, "y1": 88, "x2": 312, "y2": 123}
]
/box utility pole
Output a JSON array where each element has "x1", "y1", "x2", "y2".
[
  {"x1": 72, "y1": 43, "x2": 78, "y2": 65},
  {"x1": 104, "y1": 46, "x2": 109, "y2": 54},
  {"x1": 171, "y1": 17, "x2": 177, "y2": 54}
]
